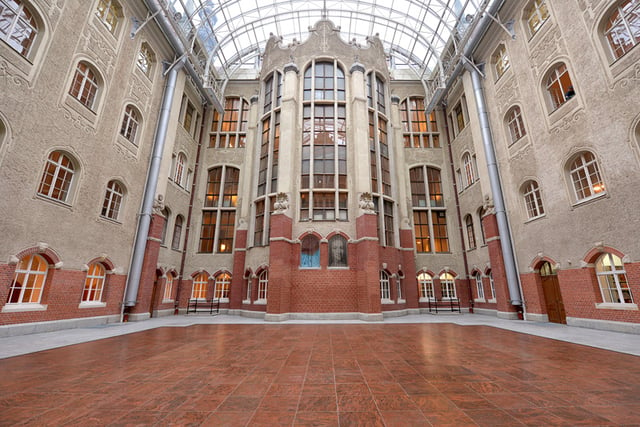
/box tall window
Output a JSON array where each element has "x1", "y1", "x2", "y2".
[
  {"x1": 493, "y1": 45, "x2": 510, "y2": 79},
  {"x1": 596, "y1": 253, "x2": 633, "y2": 304},
  {"x1": 82, "y1": 263, "x2": 106, "y2": 303},
  {"x1": 328, "y1": 235, "x2": 347, "y2": 267},
  {"x1": 160, "y1": 207, "x2": 170, "y2": 246},
  {"x1": 96, "y1": 0, "x2": 121, "y2": 34},
  {"x1": 545, "y1": 63, "x2": 575, "y2": 111},
  {"x1": 136, "y1": 42, "x2": 155, "y2": 77},
  {"x1": 465, "y1": 215, "x2": 476, "y2": 250},
  {"x1": 400, "y1": 97, "x2": 439, "y2": 148},
  {"x1": 120, "y1": 105, "x2": 140, "y2": 144},
  {"x1": 0, "y1": 0, "x2": 38, "y2": 58},
  {"x1": 410, "y1": 166, "x2": 449, "y2": 253},
  {"x1": 440, "y1": 272, "x2": 457, "y2": 299},
  {"x1": 526, "y1": 0, "x2": 549, "y2": 37},
  {"x1": 522, "y1": 180, "x2": 545, "y2": 219},
  {"x1": 69, "y1": 62, "x2": 99, "y2": 110},
  {"x1": 7, "y1": 254, "x2": 48, "y2": 304},
  {"x1": 101, "y1": 180, "x2": 124, "y2": 220},
  {"x1": 38, "y1": 151, "x2": 76, "y2": 203},
  {"x1": 380, "y1": 271, "x2": 391, "y2": 300},
  {"x1": 300, "y1": 60, "x2": 347, "y2": 222},
  {"x1": 214, "y1": 272, "x2": 231, "y2": 299},
  {"x1": 163, "y1": 273, "x2": 174, "y2": 301},
  {"x1": 418, "y1": 272, "x2": 434, "y2": 300},
  {"x1": 450, "y1": 98, "x2": 467, "y2": 136},
  {"x1": 604, "y1": 1, "x2": 640, "y2": 60},
  {"x1": 506, "y1": 106, "x2": 526, "y2": 144},
  {"x1": 257, "y1": 270, "x2": 268, "y2": 301},
  {"x1": 488, "y1": 270, "x2": 496, "y2": 300},
  {"x1": 300, "y1": 235, "x2": 320, "y2": 268},
  {"x1": 478, "y1": 208, "x2": 486, "y2": 246},
  {"x1": 173, "y1": 152, "x2": 187, "y2": 188},
  {"x1": 475, "y1": 273, "x2": 485, "y2": 300},
  {"x1": 191, "y1": 273, "x2": 208, "y2": 300},
  {"x1": 568, "y1": 152, "x2": 605, "y2": 202},
  {"x1": 199, "y1": 166, "x2": 239, "y2": 253},
  {"x1": 253, "y1": 197, "x2": 275, "y2": 247},
  {"x1": 179, "y1": 95, "x2": 199, "y2": 139},
  {"x1": 210, "y1": 97, "x2": 250, "y2": 148},
  {"x1": 462, "y1": 152, "x2": 476, "y2": 188},
  {"x1": 171, "y1": 215, "x2": 183, "y2": 250}
]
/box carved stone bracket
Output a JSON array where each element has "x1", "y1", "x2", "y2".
[
  {"x1": 359, "y1": 192, "x2": 375, "y2": 214},
  {"x1": 274, "y1": 192, "x2": 289, "y2": 213}
]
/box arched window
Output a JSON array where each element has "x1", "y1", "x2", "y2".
[
  {"x1": 596, "y1": 253, "x2": 633, "y2": 304},
  {"x1": 171, "y1": 215, "x2": 183, "y2": 250},
  {"x1": 400, "y1": 97, "x2": 439, "y2": 148},
  {"x1": 101, "y1": 180, "x2": 124, "y2": 221},
  {"x1": 568, "y1": 152, "x2": 605, "y2": 202},
  {"x1": 545, "y1": 63, "x2": 575, "y2": 111},
  {"x1": 526, "y1": 0, "x2": 550, "y2": 37},
  {"x1": 7, "y1": 254, "x2": 48, "y2": 304},
  {"x1": 0, "y1": 0, "x2": 38, "y2": 58},
  {"x1": 95, "y1": 0, "x2": 122, "y2": 35},
  {"x1": 38, "y1": 151, "x2": 76, "y2": 203},
  {"x1": 257, "y1": 270, "x2": 268, "y2": 301},
  {"x1": 328, "y1": 235, "x2": 347, "y2": 267},
  {"x1": 440, "y1": 272, "x2": 456, "y2": 299},
  {"x1": 462, "y1": 152, "x2": 476, "y2": 188},
  {"x1": 475, "y1": 273, "x2": 485, "y2": 300},
  {"x1": 191, "y1": 272, "x2": 208, "y2": 300},
  {"x1": 160, "y1": 207, "x2": 170, "y2": 245},
  {"x1": 300, "y1": 235, "x2": 320, "y2": 268},
  {"x1": 214, "y1": 272, "x2": 231, "y2": 299},
  {"x1": 493, "y1": 45, "x2": 510, "y2": 79},
  {"x1": 69, "y1": 62, "x2": 100, "y2": 110},
  {"x1": 120, "y1": 105, "x2": 140, "y2": 144},
  {"x1": 211, "y1": 97, "x2": 250, "y2": 148},
  {"x1": 603, "y1": 0, "x2": 640, "y2": 60},
  {"x1": 505, "y1": 106, "x2": 526, "y2": 144},
  {"x1": 199, "y1": 166, "x2": 239, "y2": 253},
  {"x1": 173, "y1": 152, "x2": 187, "y2": 188},
  {"x1": 417, "y1": 272, "x2": 434, "y2": 300},
  {"x1": 380, "y1": 271, "x2": 390, "y2": 300},
  {"x1": 136, "y1": 42, "x2": 155, "y2": 77},
  {"x1": 488, "y1": 270, "x2": 496, "y2": 300},
  {"x1": 465, "y1": 215, "x2": 476, "y2": 250},
  {"x1": 477, "y1": 207, "x2": 486, "y2": 246},
  {"x1": 300, "y1": 60, "x2": 347, "y2": 222},
  {"x1": 410, "y1": 166, "x2": 448, "y2": 253},
  {"x1": 82, "y1": 263, "x2": 106, "y2": 303},
  {"x1": 522, "y1": 180, "x2": 544, "y2": 219},
  {"x1": 163, "y1": 273, "x2": 174, "y2": 301}
]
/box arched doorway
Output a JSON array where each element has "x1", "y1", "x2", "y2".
[{"x1": 540, "y1": 262, "x2": 566, "y2": 324}]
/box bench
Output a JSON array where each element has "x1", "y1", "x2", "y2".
[
  {"x1": 186, "y1": 298, "x2": 221, "y2": 315},
  {"x1": 428, "y1": 298, "x2": 462, "y2": 314}
]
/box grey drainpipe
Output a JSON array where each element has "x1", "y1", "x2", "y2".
[
  {"x1": 122, "y1": 60, "x2": 184, "y2": 311},
  {"x1": 466, "y1": 64, "x2": 522, "y2": 307}
]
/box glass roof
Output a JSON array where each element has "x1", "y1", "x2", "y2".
[{"x1": 158, "y1": 0, "x2": 490, "y2": 100}]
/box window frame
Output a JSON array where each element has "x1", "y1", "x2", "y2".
[
  {"x1": 257, "y1": 270, "x2": 268, "y2": 303},
  {"x1": 199, "y1": 166, "x2": 239, "y2": 253},
  {"x1": 81, "y1": 262, "x2": 107, "y2": 305},
  {"x1": 493, "y1": 44, "x2": 510, "y2": 80},
  {"x1": 544, "y1": 63, "x2": 575, "y2": 112},
  {"x1": 0, "y1": 0, "x2": 39, "y2": 59},
  {"x1": 595, "y1": 253, "x2": 634, "y2": 305},
  {"x1": 567, "y1": 151, "x2": 606, "y2": 204},
  {"x1": 37, "y1": 150, "x2": 77, "y2": 204},
  {"x1": 522, "y1": 180, "x2": 545, "y2": 220},
  {"x1": 465, "y1": 214, "x2": 476, "y2": 250},
  {"x1": 602, "y1": 0, "x2": 640, "y2": 61},
  {"x1": 410, "y1": 166, "x2": 449, "y2": 253},
  {"x1": 69, "y1": 61, "x2": 100, "y2": 111},
  {"x1": 191, "y1": 272, "x2": 208, "y2": 300},
  {"x1": 95, "y1": 0, "x2": 122, "y2": 35},
  {"x1": 418, "y1": 272, "x2": 434, "y2": 301},
  {"x1": 6, "y1": 254, "x2": 49, "y2": 306},
  {"x1": 171, "y1": 215, "x2": 183, "y2": 250},
  {"x1": 440, "y1": 272, "x2": 457, "y2": 300},
  {"x1": 101, "y1": 179, "x2": 124, "y2": 221},
  {"x1": 300, "y1": 234, "x2": 320, "y2": 268},
  {"x1": 475, "y1": 273, "x2": 485, "y2": 301},
  {"x1": 525, "y1": 0, "x2": 550, "y2": 38},
  {"x1": 380, "y1": 271, "x2": 391, "y2": 301},
  {"x1": 120, "y1": 104, "x2": 141, "y2": 145},
  {"x1": 214, "y1": 272, "x2": 231, "y2": 300},
  {"x1": 506, "y1": 106, "x2": 527, "y2": 144},
  {"x1": 163, "y1": 273, "x2": 174, "y2": 302}
]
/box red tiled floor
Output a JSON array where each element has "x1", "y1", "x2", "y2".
[{"x1": 1, "y1": 323, "x2": 640, "y2": 426}]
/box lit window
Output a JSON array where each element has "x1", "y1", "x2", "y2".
[
  {"x1": 596, "y1": 253, "x2": 633, "y2": 304},
  {"x1": 7, "y1": 254, "x2": 48, "y2": 304},
  {"x1": 506, "y1": 106, "x2": 526, "y2": 144},
  {"x1": 440, "y1": 272, "x2": 457, "y2": 299},
  {"x1": 199, "y1": 166, "x2": 238, "y2": 253},
  {"x1": 171, "y1": 215, "x2": 183, "y2": 250},
  {"x1": 191, "y1": 273, "x2": 208, "y2": 300},
  {"x1": 173, "y1": 152, "x2": 187, "y2": 188},
  {"x1": 0, "y1": 0, "x2": 38, "y2": 57},
  {"x1": 95, "y1": 0, "x2": 121, "y2": 34},
  {"x1": 453, "y1": 101, "x2": 466, "y2": 134},
  {"x1": 410, "y1": 166, "x2": 448, "y2": 253},
  {"x1": 522, "y1": 180, "x2": 545, "y2": 219},
  {"x1": 400, "y1": 97, "x2": 439, "y2": 148},
  {"x1": 163, "y1": 273, "x2": 174, "y2": 301},
  {"x1": 569, "y1": 152, "x2": 605, "y2": 202},
  {"x1": 380, "y1": 271, "x2": 390, "y2": 300},
  {"x1": 475, "y1": 273, "x2": 485, "y2": 300},
  {"x1": 545, "y1": 63, "x2": 575, "y2": 111},
  {"x1": 214, "y1": 272, "x2": 231, "y2": 299},
  {"x1": 211, "y1": 97, "x2": 250, "y2": 148},
  {"x1": 101, "y1": 180, "x2": 124, "y2": 220},
  {"x1": 328, "y1": 235, "x2": 347, "y2": 267},
  {"x1": 257, "y1": 270, "x2": 268, "y2": 301},
  {"x1": 38, "y1": 151, "x2": 75, "y2": 203},
  {"x1": 120, "y1": 105, "x2": 140, "y2": 144},
  {"x1": 82, "y1": 263, "x2": 106, "y2": 302},
  {"x1": 465, "y1": 215, "x2": 476, "y2": 250},
  {"x1": 526, "y1": 0, "x2": 550, "y2": 37},
  {"x1": 494, "y1": 45, "x2": 510, "y2": 79},
  {"x1": 603, "y1": 0, "x2": 640, "y2": 60},
  {"x1": 300, "y1": 235, "x2": 320, "y2": 268},
  {"x1": 418, "y1": 272, "x2": 434, "y2": 300},
  {"x1": 69, "y1": 62, "x2": 99, "y2": 110},
  {"x1": 462, "y1": 152, "x2": 476, "y2": 188},
  {"x1": 136, "y1": 42, "x2": 155, "y2": 76}
]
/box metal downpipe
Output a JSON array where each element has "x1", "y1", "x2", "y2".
[
  {"x1": 468, "y1": 66, "x2": 523, "y2": 307},
  {"x1": 123, "y1": 60, "x2": 183, "y2": 309}
]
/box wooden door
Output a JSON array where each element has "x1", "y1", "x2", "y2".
[
  {"x1": 540, "y1": 262, "x2": 566, "y2": 324},
  {"x1": 149, "y1": 274, "x2": 160, "y2": 318}
]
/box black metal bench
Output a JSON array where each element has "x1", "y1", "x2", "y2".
[
  {"x1": 428, "y1": 298, "x2": 462, "y2": 314},
  {"x1": 186, "y1": 298, "x2": 221, "y2": 315}
]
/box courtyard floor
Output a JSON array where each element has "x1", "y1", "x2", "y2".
[{"x1": 1, "y1": 315, "x2": 639, "y2": 426}]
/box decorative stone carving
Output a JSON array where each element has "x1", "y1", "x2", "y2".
[
  {"x1": 529, "y1": 26, "x2": 563, "y2": 77},
  {"x1": 550, "y1": 109, "x2": 586, "y2": 135},
  {"x1": 60, "y1": 107, "x2": 95, "y2": 135},
  {"x1": 274, "y1": 192, "x2": 289, "y2": 213},
  {"x1": 482, "y1": 195, "x2": 496, "y2": 215},
  {"x1": 359, "y1": 192, "x2": 375, "y2": 213},
  {"x1": 0, "y1": 60, "x2": 30, "y2": 88},
  {"x1": 612, "y1": 63, "x2": 640, "y2": 90},
  {"x1": 152, "y1": 194, "x2": 165, "y2": 215}
]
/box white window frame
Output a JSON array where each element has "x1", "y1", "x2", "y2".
[
  {"x1": 163, "y1": 274, "x2": 174, "y2": 302},
  {"x1": 462, "y1": 152, "x2": 475, "y2": 188},
  {"x1": 191, "y1": 273, "x2": 208, "y2": 300},
  {"x1": 69, "y1": 62, "x2": 99, "y2": 110},
  {"x1": 38, "y1": 151, "x2": 76, "y2": 203},
  {"x1": 95, "y1": 0, "x2": 121, "y2": 34},
  {"x1": 603, "y1": 0, "x2": 640, "y2": 60},
  {"x1": 418, "y1": 272, "x2": 434, "y2": 301},
  {"x1": 174, "y1": 152, "x2": 187, "y2": 188},
  {"x1": 0, "y1": 0, "x2": 38, "y2": 58},
  {"x1": 120, "y1": 105, "x2": 140, "y2": 144},
  {"x1": 136, "y1": 42, "x2": 154, "y2": 77},
  {"x1": 569, "y1": 152, "x2": 606, "y2": 203},
  {"x1": 475, "y1": 273, "x2": 485, "y2": 301},
  {"x1": 214, "y1": 273, "x2": 231, "y2": 301},
  {"x1": 256, "y1": 270, "x2": 268, "y2": 303},
  {"x1": 494, "y1": 45, "x2": 510, "y2": 80},
  {"x1": 596, "y1": 253, "x2": 634, "y2": 305},
  {"x1": 526, "y1": 0, "x2": 550, "y2": 37},
  {"x1": 380, "y1": 271, "x2": 392, "y2": 302},
  {"x1": 6, "y1": 254, "x2": 48, "y2": 306},
  {"x1": 440, "y1": 273, "x2": 457, "y2": 300},
  {"x1": 506, "y1": 106, "x2": 526, "y2": 144},
  {"x1": 101, "y1": 180, "x2": 124, "y2": 221},
  {"x1": 488, "y1": 271, "x2": 496, "y2": 302},
  {"x1": 81, "y1": 263, "x2": 106, "y2": 305},
  {"x1": 523, "y1": 180, "x2": 545, "y2": 220}
]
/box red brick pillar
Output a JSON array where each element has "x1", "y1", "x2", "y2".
[
  {"x1": 399, "y1": 228, "x2": 419, "y2": 309},
  {"x1": 267, "y1": 209, "x2": 294, "y2": 318},
  {"x1": 229, "y1": 229, "x2": 248, "y2": 310},
  {"x1": 355, "y1": 210, "x2": 382, "y2": 316}
]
